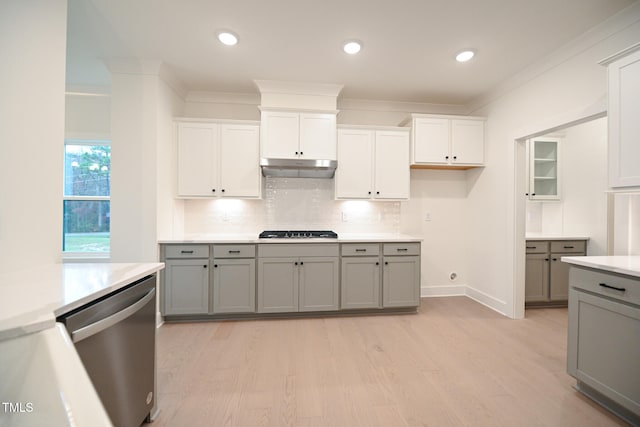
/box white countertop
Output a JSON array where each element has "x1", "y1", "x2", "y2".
[
  {"x1": 0, "y1": 262, "x2": 165, "y2": 341},
  {"x1": 526, "y1": 233, "x2": 590, "y2": 241},
  {"x1": 561, "y1": 256, "x2": 640, "y2": 278},
  {"x1": 159, "y1": 233, "x2": 422, "y2": 244}
]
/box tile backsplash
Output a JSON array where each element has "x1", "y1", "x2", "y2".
[{"x1": 183, "y1": 177, "x2": 401, "y2": 235}]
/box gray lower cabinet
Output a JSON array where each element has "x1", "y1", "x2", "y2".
[
  {"x1": 258, "y1": 257, "x2": 299, "y2": 313},
  {"x1": 382, "y1": 254, "x2": 420, "y2": 308},
  {"x1": 382, "y1": 243, "x2": 421, "y2": 308},
  {"x1": 341, "y1": 256, "x2": 381, "y2": 309},
  {"x1": 257, "y1": 244, "x2": 339, "y2": 313},
  {"x1": 526, "y1": 239, "x2": 587, "y2": 304},
  {"x1": 298, "y1": 257, "x2": 340, "y2": 312},
  {"x1": 341, "y1": 243, "x2": 381, "y2": 309},
  {"x1": 212, "y1": 258, "x2": 256, "y2": 314},
  {"x1": 162, "y1": 246, "x2": 210, "y2": 315},
  {"x1": 212, "y1": 245, "x2": 256, "y2": 314},
  {"x1": 567, "y1": 266, "x2": 640, "y2": 423}
]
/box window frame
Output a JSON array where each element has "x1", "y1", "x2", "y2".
[{"x1": 62, "y1": 139, "x2": 111, "y2": 260}]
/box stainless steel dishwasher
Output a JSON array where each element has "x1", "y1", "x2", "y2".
[{"x1": 58, "y1": 274, "x2": 157, "y2": 427}]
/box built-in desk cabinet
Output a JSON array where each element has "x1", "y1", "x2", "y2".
[{"x1": 525, "y1": 239, "x2": 587, "y2": 305}]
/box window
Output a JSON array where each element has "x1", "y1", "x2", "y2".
[{"x1": 63, "y1": 141, "x2": 111, "y2": 253}]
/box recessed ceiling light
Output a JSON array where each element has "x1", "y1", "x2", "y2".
[
  {"x1": 217, "y1": 30, "x2": 239, "y2": 46},
  {"x1": 343, "y1": 40, "x2": 363, "y2": 55},
  {"x1": 455, "y1": 49, "x2": 475, "y2": 62}
]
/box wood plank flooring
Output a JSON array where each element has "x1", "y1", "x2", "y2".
[{"x1": 152, "y1": 297, "x2": 630, "y2": 426}]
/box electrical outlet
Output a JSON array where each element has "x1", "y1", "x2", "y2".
[
  {"x1": 424, "y1": 211, "x2": 431, "y2": 221},
  {"x1": 342, "y1": 211, "x2": 348, "y2": 222}
]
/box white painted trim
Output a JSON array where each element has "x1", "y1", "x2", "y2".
[
  {"x1": 421, "y1": 285, "x2": 466, "y2": 297},
  {"x1": 174, "y1": 117, "x2": 260, "y2": 125},
  {"x1": 599, "y1": 41, "x2": 640, "y2": 65},
  {"x1": 338, "y1": 97, "x2": 466, "y2": 116},
  {"x1": 253, "y1": 80, "x2": 343, "y2": 97},
  {"x1": 258, "y1": 106, "x2": 339, "y2": 114},
  {"x1": 337, "y1": 124, "x2": 409, "y2": 132},
  {"x1": 186, "y1": 91, "x2": 261, "y2": 105},
  {"x1": 465, "y1": 285, "x2": 509, "y2": 316}
]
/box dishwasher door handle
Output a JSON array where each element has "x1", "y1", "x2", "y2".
[{"x1": 71, "y1": 288, "x2": 156, "y2": 343}]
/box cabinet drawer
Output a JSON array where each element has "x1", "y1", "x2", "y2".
[
  {"x1": 569, "y1": 266, "x2": 640, "y2": 307},
  {"x1": 213, "y1": 244, "x2": 256, "y2": 259},
  {"x1": 383, "y1": 243, "x2": 420, "y2": 256},
  {"x1": 164, "y1": 244, "x2": 210, "y2": 259},
  {"x1": 551, "y1": 240, "x2": 586, "y2": 254},
  {"x1": 525, "y1": 241, "x2": 548, "y2": 254},
  {"x1": 342, "y1": 244, "x2": 380, "y2": 256},
  {"x1": 258, "y1": 244, "x2": 339, "y2": 258}
]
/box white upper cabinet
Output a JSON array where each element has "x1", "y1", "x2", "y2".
[
  {"x1": 176, "y1": 121, "x2": 261, "y2": 198},
  {"x1": 336, "y1": 127, "x2": 410, "y2": 200},
  {"x1": 526, "y1": 137, "x2": 561, "y2": 200},
  {"x1": 403, "y1": 114, "x2": 485, "y2": 169},
  {"x1": 601, "y1": 44, "x2": 640, "y2": 188},
  {"x1": 261, "y1": 110, "x2": 336, "y2": 160}
]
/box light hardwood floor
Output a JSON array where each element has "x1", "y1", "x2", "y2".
[{"x1": 152, "y1": 297, "x2": 629, "y2": 426}]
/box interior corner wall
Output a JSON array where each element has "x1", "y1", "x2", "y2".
[
  {"x1": 110, "y1": 72, "x2": 160, "y2": 262},
  {"x1": 465, "y1": 11, "x2": 640, "y2": 318},
  {"x1": 156, "y1": 78, "x2": 186, "y2": 240},
  {"x1": 0, "y1": 0, "x2": 67, "y2": 273}
]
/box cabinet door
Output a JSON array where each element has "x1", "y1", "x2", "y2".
[
  {"x1": 412, "y1": 118, "x2": 449, "y2": 164},
  {"x1": 528, "y1": 138, "x2": 560, "y2": 200},
  {"x1": 374, "y1": 131, "x2": 410, "y2": 199},
  {"x1": 608, "y1": 48, "x2": 640, "y2": 187},
  {"x1": 451, "y1": 119, "x2": 484, "y2": 165},
  {"x1": 261, "y1": 111, "x2": 299, "y2": 159},
  {"x1": 299, "y1": 113, "x2": 336, "y2": 160},
  {"x1": 212, "y1": 258, "x2": 256, "y2": 314},
  {"x1": 219, "y1": 124, "x2": 261, "y2": 198},
  {"x1": 525, "y1": 254, "x2": 549, "y2": 302},
  {"x1": 549, "y1": 255, "x2": 571, "y2": 301},
  {"x1": 568, "y1": 289, "x2": 640, "y2": 414},
  {"x1": 164, "y1": 259, "x2": 209, "y2": 315},
  {"x1": 382, "y1": 256, "x2": 420, "y2": 307},
  {"x1": 177, "y1": 123, "x2": 218, "y2": 196},
  {"x1": 341, "y1": 257, "x2": 381, "y2": 309},
  {"x1": 257, "y1": 257, "x2": 299, "y2": 313},
  {"x1": 299, "y1": 257, "x2": 339, "y2": 312},
  {"x1": 335, "y1": 129, "x2": 374, "y2": 199}
]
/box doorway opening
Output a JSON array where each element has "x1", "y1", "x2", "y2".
[{"x1": 513, "y1": 111, "x2": 607, "y2": 318}]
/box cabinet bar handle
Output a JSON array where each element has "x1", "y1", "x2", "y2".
[
  {"x1": 599, "y1": 283, "x2": 626, "y2": 292},
  {"x1": 355, "y1": 249, "x2": 367, "y2": 252},
  {"x1": 181, "y1": 250, "x2": 194, "y2": 254},
  {"x1": 563, "y1": 246, "x2": 575, "y2": 249},
  {"x1": 228, "y1": 250, "x2": 241, "y2": 254},
  {"x1": 526, "y1": 246, "x2": 536, "y2": 249},
  {"x1": 396, "y1": 248, "x2": 408, "y2": 252},
  {"x1": 552, "y1": 258, "x2": 558, "y2": 261}
]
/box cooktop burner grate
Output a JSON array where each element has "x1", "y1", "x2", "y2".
[{"x1": 259, "y1": 230, "x2": 338, "y2": 239}]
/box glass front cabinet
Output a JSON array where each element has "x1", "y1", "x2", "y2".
[{"x1": 527, "y1": 137, "x2": 561, "y2": 200}]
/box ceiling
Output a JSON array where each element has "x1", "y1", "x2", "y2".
[{"x1": 66, "y1": 0, "x2": 636, "y2": 105}]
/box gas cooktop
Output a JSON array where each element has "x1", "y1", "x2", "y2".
[{"x1": 259, "y1": 230, "x2": 338, "y2": 239}]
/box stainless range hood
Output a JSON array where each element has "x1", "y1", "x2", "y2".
[{"x1": 260, "y1": 158, "x2": 337, "y2": 178}]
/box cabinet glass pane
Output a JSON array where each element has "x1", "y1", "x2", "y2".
[{"x1": 532, "y1": 139, "x2": 558, "y2": 197}]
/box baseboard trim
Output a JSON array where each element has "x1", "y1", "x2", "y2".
[
  {"x1": 421, "y1": 285, "x2": 466, "y2": 297},
  {"x1": 465, "y1": 286, "x2": 509, "y2": 316}
]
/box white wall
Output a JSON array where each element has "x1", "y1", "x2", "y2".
[
  {"x1": 0, "y1": 0, "x2": 67, "y2": 273},
  {"x1": 65, "y1": 94, "x2": 111, "y2": 139},
  {"x1": 467, "y1": 4, "x2": 640, "y2": 317}
]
